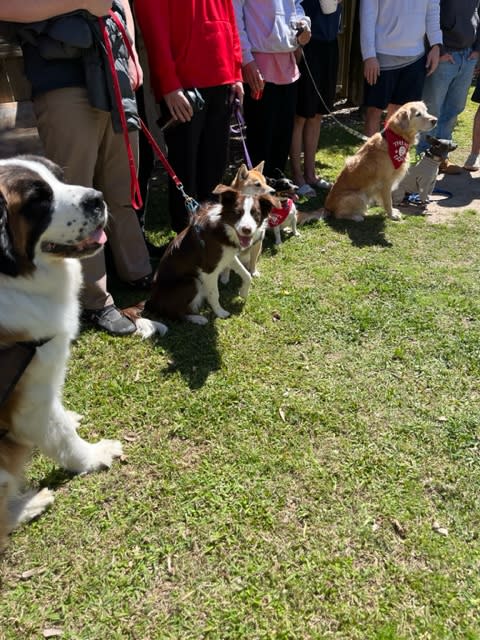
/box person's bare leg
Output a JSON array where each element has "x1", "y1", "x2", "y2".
[
  {"x1": 290, "y1": 114, "x2": 307, "y2": 186},
  {"x1": 303, "y1": 114, "x2": 323, "y2": 184},
  {"x1": 464, "y1": 105, "x2": 480, "y2": 170},
  {"x1": 364, "y1": 106, "x2": 383, "y2": 136},
  {"x1": 470, "y1": 105, "x2": 480, "y2": 155},
  {"x1": 386, "y1": 103, "x2": 401, "y2": 124}
]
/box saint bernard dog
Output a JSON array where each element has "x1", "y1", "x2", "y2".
[{"x1": 0, "y1": 155, "x2": 153, "y2": 550}]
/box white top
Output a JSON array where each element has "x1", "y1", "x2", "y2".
[
  {"x1": 233, "y1": 0, "x2": 310, "y2": 65},
  {"x1": 360, "y1": 0, "x2": 442, "y2": 61}
]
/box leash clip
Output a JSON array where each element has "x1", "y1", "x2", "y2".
[{"x1": 176, "y1": 183, "x2": 200, "y2": 215}]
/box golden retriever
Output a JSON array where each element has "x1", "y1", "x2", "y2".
[{"x1": 325, "y1": 101, "x2": 437, "y2": 222}]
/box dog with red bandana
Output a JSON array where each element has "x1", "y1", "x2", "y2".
[{"x1": 266, "y1": 170, "x2": 300, "y2": 244}]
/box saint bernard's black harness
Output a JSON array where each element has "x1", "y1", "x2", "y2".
[{"x1": 0, "y1": 339, "x2": 53, "y2": 416}]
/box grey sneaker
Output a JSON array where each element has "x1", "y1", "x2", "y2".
[
  {"x1": 464, "y1": 153, "x2": 480, "y2": 171},
  {"x1": 81, "y1": 304, "x2": 136, "y2": 336},
  {"x1": 310, "y1": 178, "x2": 333, "y2": 191}
]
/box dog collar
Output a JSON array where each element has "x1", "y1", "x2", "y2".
[
  {"x1": 383, "y1": 128, "x2": 410, "y2": 169},
  {"x1": 268, "y1": 199, "x2": 293, "y2": 228}
]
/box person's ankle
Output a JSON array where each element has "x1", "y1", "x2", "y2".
[{"x1": 292, "y1": 174, "x2": 305, "y2": 186}]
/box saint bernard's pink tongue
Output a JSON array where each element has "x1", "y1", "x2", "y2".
[
  {"x1": 77, "y1": 227, "x2": 107, "y2": 250},
  {"x1": 89, "y1": 227, "x2": 107, "y2": 245}
]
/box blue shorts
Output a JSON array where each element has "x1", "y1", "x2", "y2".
[{"x1": 363, "y1": 55, "x2": 427, "y2": 109}]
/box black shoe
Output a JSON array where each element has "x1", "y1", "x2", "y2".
[
  {"x1": 145, "y1": 239, "x2": 166, "y2": 258},
  {"x1": 81, "y1": 304, "x2": 136, "y2": 336}
]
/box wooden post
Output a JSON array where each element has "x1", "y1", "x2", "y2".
[{"x1": 0, "y1": 33, "x2": 43, "y2": 158}]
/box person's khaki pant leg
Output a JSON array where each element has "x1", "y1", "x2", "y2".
[
  {"x1": 33, "y1": 87, "x2": 112, "y2": 309},
  {"x1": 94, "y1": 120, "x2": 151, "y2": 283},
  {"x1": 33, "y1": 87, "x2": 150, "y2": 308}
]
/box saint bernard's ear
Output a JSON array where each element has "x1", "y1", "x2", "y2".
[{"x1": 0, "y1": 190, "x2": 18, "y2": 276}]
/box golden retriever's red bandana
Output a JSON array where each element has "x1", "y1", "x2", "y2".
[
  {"x1": 268, "y1": 199, "x2": 294, "y2": 228},
  {"x1": 383, "y1": 128, "x2": 410, "y2": 169}
]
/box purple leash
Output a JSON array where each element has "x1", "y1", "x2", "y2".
[{"x1": 232, "y1": 98, "x2": 253, "y2": 170}]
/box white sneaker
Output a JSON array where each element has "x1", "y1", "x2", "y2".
[
  {"x1": 464, "y1": 153, "x2": 480, "y2": 171},
  {"x1": 297, "y1": 183, "x2": 316, "y2": 198}
]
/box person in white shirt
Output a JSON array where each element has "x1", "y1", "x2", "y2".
[{"x1": 360, "y1": 0, "x2": 442, "y2": 136}]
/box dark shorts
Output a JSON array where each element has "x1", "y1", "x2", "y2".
[
  {"x1": 296, "y1": 39, "x2": 339, "y2": 118},
  {"x1": 363, "y1": 54, "x2": 427, "y2": 110}
]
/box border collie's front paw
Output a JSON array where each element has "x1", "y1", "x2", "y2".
[
  {"x1": 239, "y1": 283, "x2": 251, "y2": 298},
  {"x1": 220, "y1": 269, "x2": 230, "y2": 285},
  {"x1": 215, "y1": 308, "x2": 230, "y2": 319}
]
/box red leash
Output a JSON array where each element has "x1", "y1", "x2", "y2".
[
  {"x1": 99, "y1": 11, "x2": 199, "y2": 214},
  {"x1": 98, "y1": 13, "x2": 142, "y2": 209}
]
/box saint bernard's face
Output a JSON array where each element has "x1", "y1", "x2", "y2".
[{"x1": 0, "y1": 156, "x2": 107, "y2": 277}]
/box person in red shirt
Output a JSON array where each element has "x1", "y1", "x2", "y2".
[{"x1": 134, "y1": 0, "x2": 244, "y2": 232}]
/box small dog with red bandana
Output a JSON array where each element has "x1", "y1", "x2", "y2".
[{"x1": 266, "y1": 170, "x2": 300, "y2": 244}]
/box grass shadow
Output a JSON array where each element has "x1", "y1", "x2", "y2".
[
  {"x1": 155, "y1": 317, "x2": 223, "y2": 390},
  {"x1": 151, "y1": 272, "x2": 250, "y2": 390},
  {"x1": 39, "y1": 466, "x2": 75, "y2": 489},
  {"x1": 325, "y1": 214, "x2": 392, "y2": 248}
]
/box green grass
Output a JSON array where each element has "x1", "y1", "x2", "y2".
[{"x1": 2, "y1": 95, "x2": 480, "y2": 639}]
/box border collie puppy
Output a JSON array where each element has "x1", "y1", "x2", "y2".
[
  {"x1": 146, "y1": 190, "x2": 275, "y2": 324},
  {"x1": 213, "y1": 163, "x2": 277, "y2": 280}
]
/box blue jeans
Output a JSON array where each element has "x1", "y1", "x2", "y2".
[{"x1": 417, "y1": 48, "x2": 477, "y2": 153}]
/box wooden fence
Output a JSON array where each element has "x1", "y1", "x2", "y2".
[{"x1": 0, "y1": 32, "x2": 43, "y2": 158}]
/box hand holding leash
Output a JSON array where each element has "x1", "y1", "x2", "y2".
[
  {"x1": 164, "y1": 90, "x2": 194, "y2": 123},
  {"x1": 295, "y1": 21, "x2": 311, "y2": 47},
  {"x1": 230, "y1": 81, "x2": 244, "y2": 106}
]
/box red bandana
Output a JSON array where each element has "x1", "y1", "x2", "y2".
[
  {"x1": 268, "y1": 199, "x2": 293, "y2": 228},
  {"x1": 383, "y1": 127, "x2": 410, "y2": 169}
]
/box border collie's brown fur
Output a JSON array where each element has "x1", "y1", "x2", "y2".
[{"x1": 146, "y1": 190, "x2": 275, "y2": 324}]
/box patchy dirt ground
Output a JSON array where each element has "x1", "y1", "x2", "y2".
[{"x1": 404, "y1": 168, "x2": 480, "y2": 223}]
